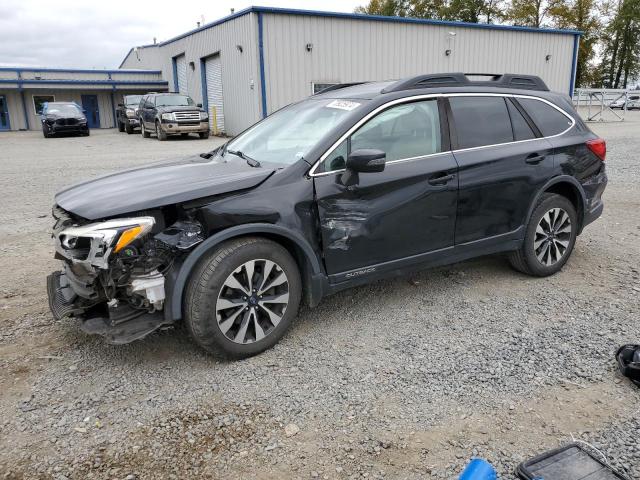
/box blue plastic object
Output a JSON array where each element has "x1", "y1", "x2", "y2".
[{"x1": 459, "y1": 459, "x2": 498, "y2": 480}]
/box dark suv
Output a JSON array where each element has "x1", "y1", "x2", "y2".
[
  {"x1": 41, "y1": 102, "x2": 89, "y2": 138},
  {"x1": 116, "y1": 94, "x2": 143, "y2": 134},
  {"x1": 138, "y1": 93, "x2": 209, "y2": 140},
  {"x1": 47, "y1": 73, "x2": 607, "y2": 358}
]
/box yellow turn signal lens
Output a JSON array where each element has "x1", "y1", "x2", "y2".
[{"x1": 114, "y1": 226, "x2": 143, "y2": 253}]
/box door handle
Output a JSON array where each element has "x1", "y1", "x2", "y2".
[
  {"x1": 525, "y1": 153, "x2": 546, "y2": 164},
  {"x1": 428, "y1": 173, "x2": 455, "y2": 186}
]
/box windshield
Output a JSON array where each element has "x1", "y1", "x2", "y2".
[
  {"x1": 223, "y1": 98, "x2": 361, "y2": 165},
  {"x1": 45, "y1": 104, "x2": 82, "y2": 116},
  {"x1": 155, "y1": 95, "x2": 195, "y2": 107},
  {"x1": 125, "y1": 95, "x2": 142, "y2": 106}
]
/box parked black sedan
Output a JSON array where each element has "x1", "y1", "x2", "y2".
[{"x1": 41, "y1": 102, "x2": 89, "y2": 138}]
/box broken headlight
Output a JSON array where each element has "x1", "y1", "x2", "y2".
[{"x1": 56, "y1": 217, "x2": 155, "y2": 268}]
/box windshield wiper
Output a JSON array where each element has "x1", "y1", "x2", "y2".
[{"x1": 226, "y1": 149, "x2": 261, "y2": 167}]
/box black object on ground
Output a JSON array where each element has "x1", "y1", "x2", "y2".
[
  {"x1": 517, "y1": 443, "x2": 628, "y2": 479},
  {"x1": 616, "y1": 344, "x2": 640, "y2": 387}
]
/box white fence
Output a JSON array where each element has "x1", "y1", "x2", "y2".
[{"x1": 573, "y1": 88, "x2": 638, "y2": 122}]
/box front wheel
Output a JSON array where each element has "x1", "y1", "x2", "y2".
[
  {"x1": 117, "y1": 120, "x2": 125, "y2": 132},
  {"x1": 185, "y1": 237, "x2": 302, "y2": 359},
  {"x1": 156, "y1": 121, "x2": 167, "y2": 141},
  {"x1": 199, "y1": 131, "x2": 209, "y2": 139},
  {"x1": 508, "y1": 193, "x2": 577, "y2": 277},
  {"x1": 125, "y1": 122, "x2": 134, "y2": 134},
  {"x1": 141, "y1": 120, "x2": 150, "y2": 138}
]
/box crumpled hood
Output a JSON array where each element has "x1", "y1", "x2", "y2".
[{"x1": 55, "y1": 156, "x2": 275, "y2": 220}]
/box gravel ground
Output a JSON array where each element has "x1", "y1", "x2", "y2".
[{"x1": 1, "y1": 114, "x2": 639, "y2": 479}]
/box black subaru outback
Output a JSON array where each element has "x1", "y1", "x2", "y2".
[{"x1": 48, "y1": 73, "x2": 607, "y2": 358}]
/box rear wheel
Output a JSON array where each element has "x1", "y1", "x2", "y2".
[
  {"x1": 508, "y1": 193, "x2": 577, "y2": 277},
  {"x1": 185, "y1": 237, "x2": 301, "y2": 359},
  {"x1": 156, "y1": 121, "x2": 167, "y2": 141}
]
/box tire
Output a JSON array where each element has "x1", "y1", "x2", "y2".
[
  {"x1": 42, "y1": 127, "x2": 50, "y2": 138},
  {"x1": 508, "y1": 193, "x2": 577, "y2": 277},
  {"x1": 117, "y1": 120, "x2": 125, "y2": 132},
  {"x1": 156, "y1": 121, "x2": 167, "y2": 141},
  {"x1": 199, "y1": 131, "x2": 209, "y2": 139},
  {"x1": 141, "y1": 120, "x2": 150, "y2": 138},
  {"x1": 185, "y1": 237, "x2": 302, "y2": 359},
  {"x1": 125, "y1": 122, "x2": 134, "y2": 134}
]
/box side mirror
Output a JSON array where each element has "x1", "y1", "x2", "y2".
[
  {"x1": 341, "y1": 149, "x2": 386, "y2": 186},
  {"x1": 346, "y1": 149, "x2": 386, "y2": 173},
  {"x1": 197, "y1": 103, "x2": 203, "y2": 108},
  {"x1": 117, "y1": 103, "x2": 124, "y2": 107}
]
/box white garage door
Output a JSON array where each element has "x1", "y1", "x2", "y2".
[
  {"x1": 175, "y1": 55, "x2": 187, "y2": 94},
  {"x1": 205, "y1": 55, "x2": 225, "y2": 134}
]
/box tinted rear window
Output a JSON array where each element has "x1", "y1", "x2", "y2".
[
  {"x1": 517, "y1": 98, "x2": 572, "y2": 137},
  {"x1": 449, "y1": 96, "x2": 513, "y2": 149}
]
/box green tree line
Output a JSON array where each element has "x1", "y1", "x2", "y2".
[{"x1": 355, "y1": 0, "x2": 640, "y2": 88}]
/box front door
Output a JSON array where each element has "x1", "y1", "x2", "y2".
[
  {"x1": 81, "y1": 95, "x2": 100, "y2": 128},
  {"x1": 0, "y1": 95, "x2": 10, "y2": 130},
  {"x1": 314, "y1": 98, "x2": 458, "y2": 277}
]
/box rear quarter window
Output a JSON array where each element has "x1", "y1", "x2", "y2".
[{"x1": 517, "y1": 98, "x2": 573, "y2": 137}]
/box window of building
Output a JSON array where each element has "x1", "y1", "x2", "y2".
[
  {"x1": 33, "y1": 95, "x2": 55, "y2": 115},
  {"x1": 506, "y1": 99, "x2": 536, "y2": 141},
  {"x1": 517, "y1": 98, "x2": 573, "y2": 137},
  {"x1": 319, "y1": 99, "x2": 441, "y2": 172},
  {"x1": 449, "y1": 96, "x2": 513, "y2": 149},
  {"x1": 312, "y1": 83, "x2": 339, "y2": 95}
]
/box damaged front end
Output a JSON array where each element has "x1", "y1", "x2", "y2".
[{"x1": 47, "y1": 207, "x2": 203, "y2": 344}]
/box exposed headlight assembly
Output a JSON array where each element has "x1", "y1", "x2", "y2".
[
  {"x1": 200, "y1": 112, "x2": 209, "y2": 120},
  {"x1": 57, "y1": 217, "x2": 155, "y2": 269},
  {"x1": 161, "y1": 113, "x2": 174, "y2": 121},
  {"x1": 125, "y1": 108, "x2": 135, "y2": 118}
]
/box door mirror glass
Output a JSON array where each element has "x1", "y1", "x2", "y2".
[
  {"x1": 197, "y1": 103, "x2": 203, "y2": 108},
  {"x1": 117, "y1": 103, "x2": 124, "y2": 108},
  {"x1": 346, "y1": 149, "x2": 386, "y2": 173}
]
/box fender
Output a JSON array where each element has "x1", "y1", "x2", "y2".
[
  {"x1": 525, "y1": 175, "x2": 587, "y2": 232},
  {"x1": 167, "y1": 223, "x2": 324, "y2": 321}
]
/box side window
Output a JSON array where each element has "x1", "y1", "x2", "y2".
[
  {"x1": 506, "y1": 99, "x2": 536, "y2": 141},
  {"x1": 319, "y1": 99, "x2": 442, "y2": 172},
  {"x1": 517, "y1": 98, "x2": 573, "y2": 137},
  {"x1": 449, "y1": 96, "x2": 513, "y2": 149}
]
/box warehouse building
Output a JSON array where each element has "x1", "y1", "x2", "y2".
[
  {"x1": 0, "y1": 68, "x2": 168, "y2": 131},
  {"x1": 120, "y1": 6, "x2": 582, "y2": 136}
]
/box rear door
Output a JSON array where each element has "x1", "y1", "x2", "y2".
[
  {"x1": 314, "y1": 98, "x2": 459, "y2": 277},
  {"x1": 448, "y1": 95, "x2": 554, "y2": 245}
]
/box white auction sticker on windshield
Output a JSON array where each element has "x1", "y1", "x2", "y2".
[{"x1": 326, "y1": 100, "x2": 360, "y2": 111}]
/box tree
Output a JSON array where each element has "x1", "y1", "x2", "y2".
[
  {"x1": 506, "y1": 0, "x2": 555, "y2": 27},
  {"x1": 599, "y1": 0, "x2": 640, "y2": 88},
  {"x1": 548, "y1": 0, "x2": 601, "y2": 87},
  {"x1": 355, "y1": 0, "x2": 408, "y2": 16}
]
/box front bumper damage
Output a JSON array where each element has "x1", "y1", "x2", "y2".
[{"x1": 47, "y1": 208, "x2": 203, "y2": 344}]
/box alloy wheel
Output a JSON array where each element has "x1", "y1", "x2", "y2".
[
  {"x1": 216, "y1": 259, "x2": 290, "y2": 344},
  {"x1": 534, "y1": 207, "x2": 572, "y2": 266}
]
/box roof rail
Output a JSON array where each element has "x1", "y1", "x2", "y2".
[
  {"x1": 314, "y1": 82, "x2": 366, "y2": 95},
  {"x1": 381, "y1": 72, "x2": 549, "y2": 93}
]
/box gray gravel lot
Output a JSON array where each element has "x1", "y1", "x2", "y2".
[{"x1": 1, "y1": 116, "x2": 639, "y2": 479}]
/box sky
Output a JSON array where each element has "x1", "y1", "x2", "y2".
[{"x1": 0, "y1": 0, "x2": 364, "y2": 69}]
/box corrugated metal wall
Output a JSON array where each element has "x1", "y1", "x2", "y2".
[
  {"x1": 120, "y1": 14, "x2": 262, "y2": 135},
  {"x1": 261, "y1": 14, "x2": 575, "y2": 114},
  {"x1": 0, "y1": 91, "x2": 26, "y2": 130}
]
